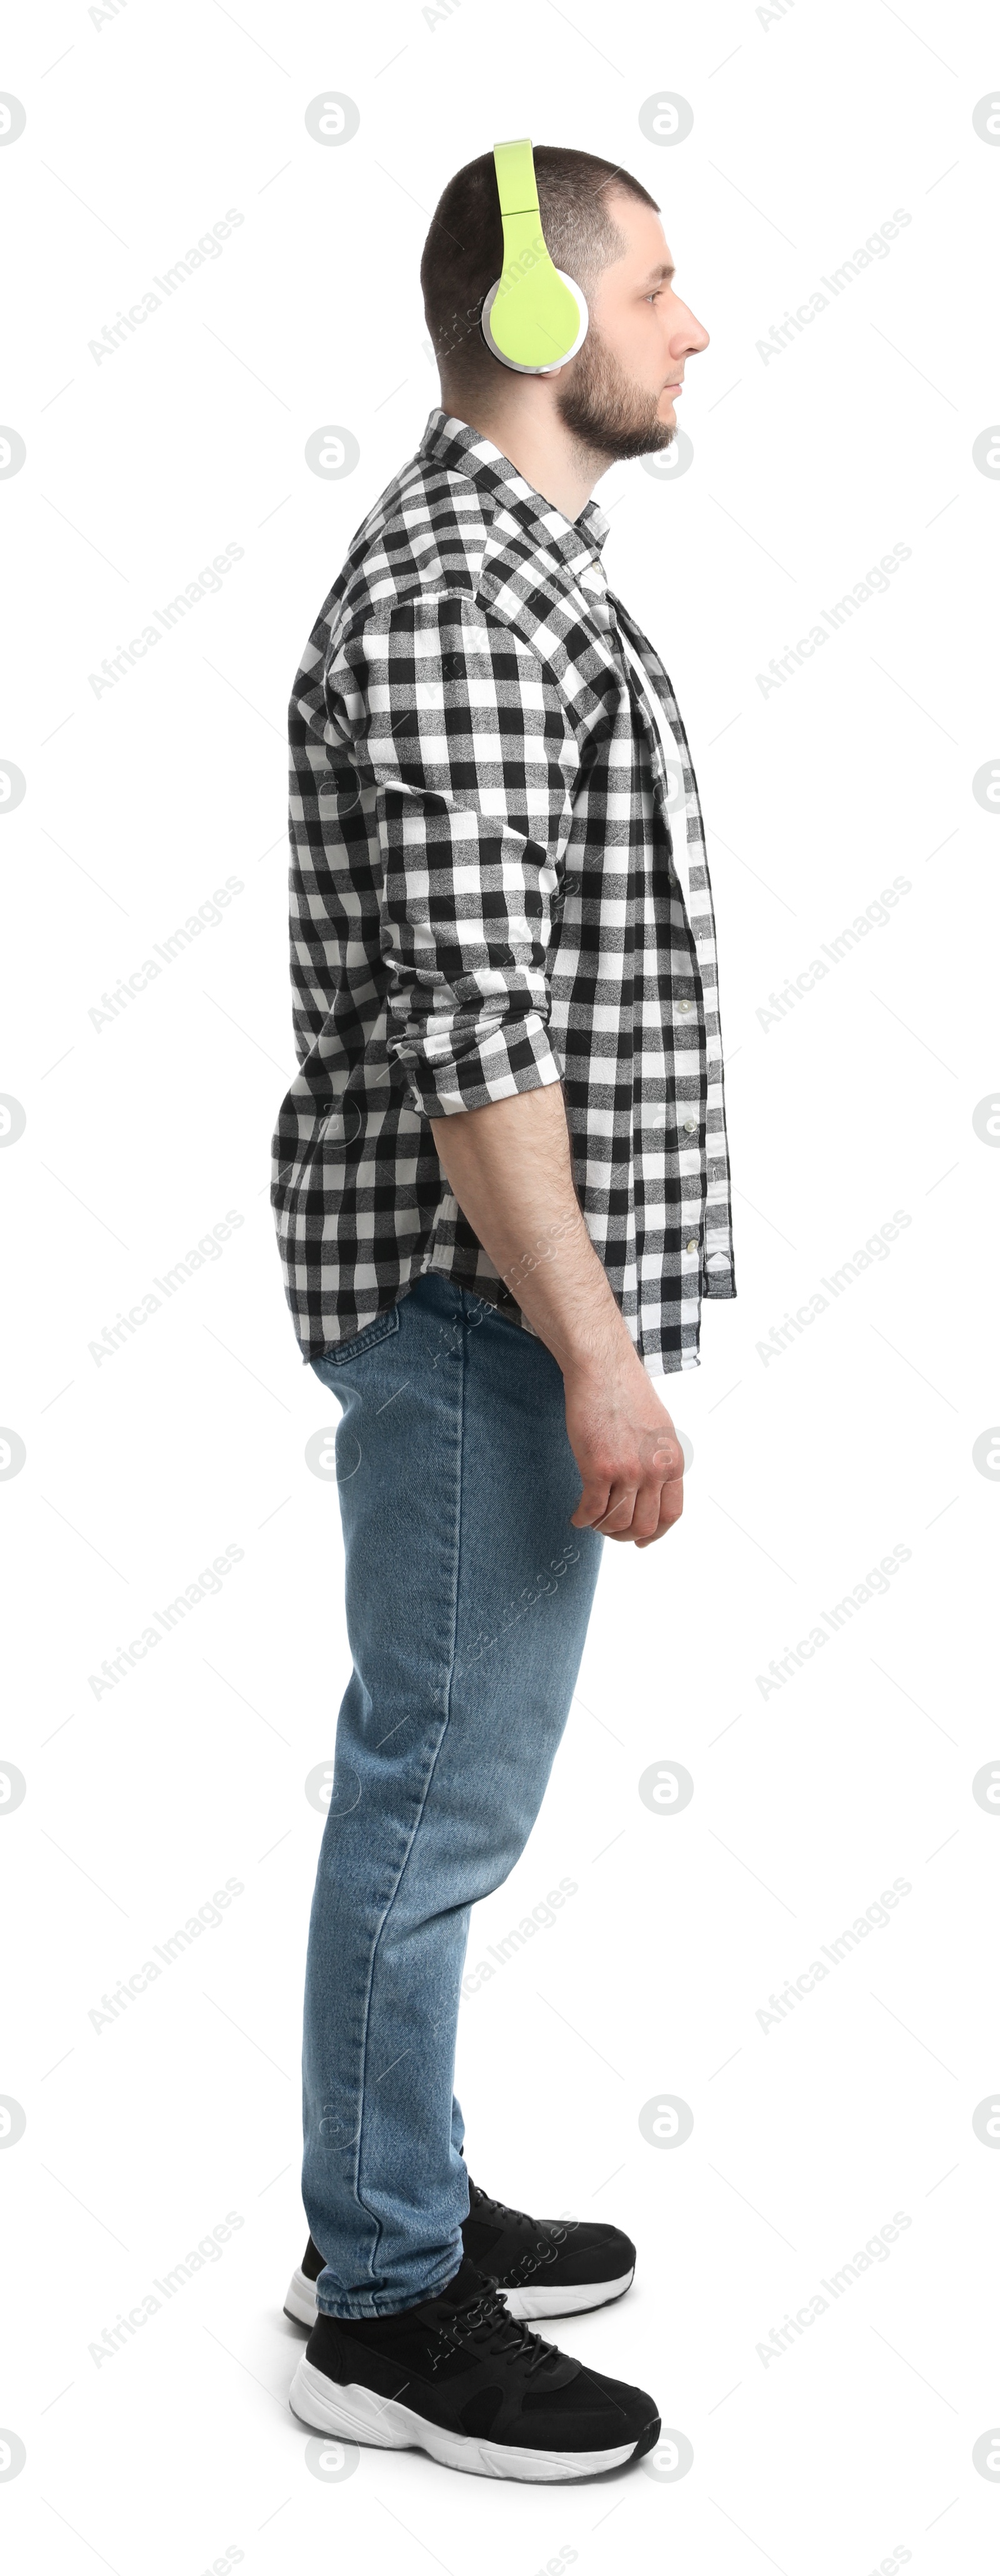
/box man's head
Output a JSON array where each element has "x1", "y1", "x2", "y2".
[{"x1": 420, "y1": 145, "x2": 709, "y2": 468}]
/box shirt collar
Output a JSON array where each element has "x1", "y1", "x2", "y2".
[{"x1": 418, "y1": 407, "x2": 611, "y2": 571}]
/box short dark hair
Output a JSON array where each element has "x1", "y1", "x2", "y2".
[{"x1": 420, "y1": 145, "x2": 659, "y2": 389}]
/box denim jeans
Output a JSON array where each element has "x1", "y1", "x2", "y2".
[{"x1": 301, "y1": 1274, "x2": 604, "y2": 2317}]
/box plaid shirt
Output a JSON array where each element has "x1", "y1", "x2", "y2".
[{"x1": 272, "y1": 408, "x2": 736, "y2": 1374}]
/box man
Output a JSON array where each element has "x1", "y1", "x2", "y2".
[{"x1": 271, "y1": 142, "x2": 735, "y2": 2481}]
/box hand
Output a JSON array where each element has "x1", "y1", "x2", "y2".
[{"x1": 564, "y1": 1351, "x2": 685, "y2": 1547}]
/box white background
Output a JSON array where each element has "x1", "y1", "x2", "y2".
[{"x1": 2, "y1": 2, "x2": 999, "y2": 2568}]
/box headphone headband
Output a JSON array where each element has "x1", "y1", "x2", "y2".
[
  {"x1": 492, "y1": 136, "x2": 541, "y2": 220},
  {"x1": 481, "y1": 138, "x2": 589, "y2": 374}
]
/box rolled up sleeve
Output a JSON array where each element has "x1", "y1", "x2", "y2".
[{"x1": 331, "y1": 594, "x2": 576, "y2": 1117}]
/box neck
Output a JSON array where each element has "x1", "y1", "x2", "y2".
[{"x1": 438, "y1": 384, "x2": 611, "y2": 524}]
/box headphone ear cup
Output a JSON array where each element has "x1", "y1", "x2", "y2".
[{"x1": 481, "y1": 270, "x2": 589, "y2": 375}]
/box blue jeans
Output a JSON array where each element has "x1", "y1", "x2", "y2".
[{"x1": 301, "y1": 1275, "x2": 603, "y2": 2317}]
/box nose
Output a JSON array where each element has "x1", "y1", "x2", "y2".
[
  {"x1": 681, "y1": 308, "x2": 709, "y2": 356},
  {"x1": 667, "y1": 290, "x2": 709, "y2": 357}
]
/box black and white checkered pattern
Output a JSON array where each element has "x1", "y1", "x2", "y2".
[{"x1": 271, "y1": 409, "x2": 735, "y2": 1374}]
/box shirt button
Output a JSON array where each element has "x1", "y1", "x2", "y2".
[
  {"x1": 682, "y1": 1116, "x2": 697, "y2": 1133},
  {"x1": 685, "y1": 1237, "x2": 699, "y2": 1253},
  {"x1": 676, "y1": 998, "x2": 692, "y2": 1015}
]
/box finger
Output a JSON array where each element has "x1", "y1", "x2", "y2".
[
  {"x1": 570, "y1": 1478, "x2": 612, "y2": 1530},
  {"x1": 628, "y1": 1480, "x2": 668, "y2": 1541},
  {"x1": 659, "y1": 1471, "x2": 684, "y2": 1527},
  {"x1": 635, "y1": 1478, "x2": 686, "y2": 1546},
  {"x1": 608, "y1": 1463, "x2": 684, "y2": 1542},
  {"x1": 592, "y1": 1483, "x2": 642, "y2": 1536},
  {"x1": 599, "y1": 1463, "x2": 681, "y2": 1541}
]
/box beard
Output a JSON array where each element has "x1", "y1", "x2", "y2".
[{"x1": 554, "y1": 325, "x2": 676, "y2": 464}]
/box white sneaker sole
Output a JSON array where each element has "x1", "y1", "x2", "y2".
[
  {"x1": 283, "y1": 2263, "x2": 634, "y2": 2328},
  {"x1": 289, "y1": 2355, "x2": 641, "y2": 2482}
]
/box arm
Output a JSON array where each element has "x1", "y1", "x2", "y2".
[
  {"x1": 431, "y1": 1084, "x2": 684, "y2": 1548},
  {"x1": 339, "y1": 593, "x2": 682, "y2": 1543}
]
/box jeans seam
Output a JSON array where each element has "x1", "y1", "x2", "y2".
[{"x1": 347, "y1": 1295, "x2": 468, "y2": 2292}]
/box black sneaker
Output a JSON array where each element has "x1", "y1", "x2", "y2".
[
  {"x1": 284, "y1": 2176, "x2": 635, "y2": 2327},
  {"x1": 288, "y1": 2255, "x2": 659, "y2": 2482}
]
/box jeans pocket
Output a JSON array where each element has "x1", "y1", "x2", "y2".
[{"x1": 312, "y1": 1303, "x2": 401, "y2": 1378}]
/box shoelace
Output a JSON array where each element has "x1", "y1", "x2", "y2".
[
  {"x1": 469, "y1": 2182, "x2": 535, "y2": 2232},
  {"x1": 445, "y1": 2277, "x2": 558, "y2": 2377}
]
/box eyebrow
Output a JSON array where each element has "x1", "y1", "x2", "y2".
[{"x1": 638, "y1": 261, "x2": 675, "y2": 288}]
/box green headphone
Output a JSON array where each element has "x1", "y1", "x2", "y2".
[{"x1": 481, "y1": 138, "x2": 589, "y2": 374}]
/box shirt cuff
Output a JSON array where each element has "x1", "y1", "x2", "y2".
[{"x1": 401, "y1": 1018, "x2": 564, "y2": 1119}]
